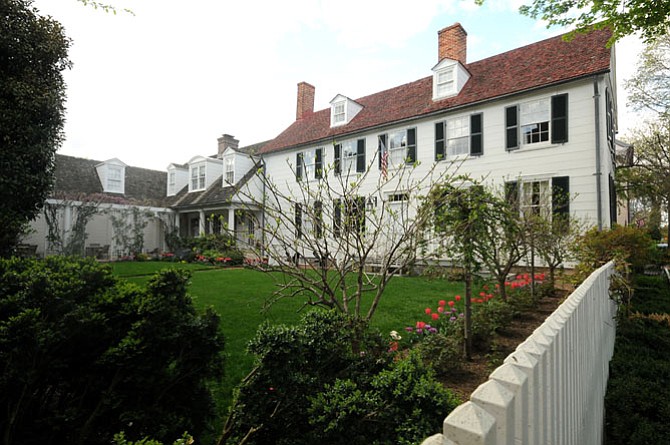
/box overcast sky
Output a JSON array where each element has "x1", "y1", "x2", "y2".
[{"x1": 32, "y1": 0, "x2": 645, "y2": 171}]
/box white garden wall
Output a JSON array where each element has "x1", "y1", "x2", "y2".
[{"x1": 422, "y1": 261, "x2": 616, "y2": 445}]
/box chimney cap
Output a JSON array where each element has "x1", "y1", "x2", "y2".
[{"x1": 438, "y1": 22, "x2": 467, "y2": 36}]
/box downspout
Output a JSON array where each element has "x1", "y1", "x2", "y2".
[
  {"x1": 260, "y1": 158, "x2": 267, "y2": 260},
  {"x1": 593, "y1": 76, "x2": 603, "y2": 230}
]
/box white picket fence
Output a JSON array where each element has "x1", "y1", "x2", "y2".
[{"x1": 422, "y1": 261, "x2": 616, "y2": 445}]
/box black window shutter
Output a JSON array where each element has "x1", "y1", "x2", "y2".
[
  {"x1": 378, "y1": 134, "x2": 387, "y2": 170},
  {"x1": 333, "y1": 199, "x2": 341, "y2": 237},
  {"x1": 334, "y1": 144, "x2": 341, "y2": 175},
  {"x1": 295, "y1": 203, "x2": 303, "y2": 238},
  {"x1": 505, "y1": 181, "x2": 519, "y2": 214},
  {"x1": 314, "y1": 200, "x2": 323, "y2": 238},
  {"x1": 551, "y1": 94, "x2": 568, "y2": 144},
  {"x1": 552, "y1": 176, "x2": 570, "y2": 221},
  {"x1": 356, "y1": 139, "x2": 366, "y2": 172},
  {"x1": 470, "y1": 113, "x2": 483, "y2": 156},
  {"x1": 315, "y1": 148, "x2": 323, "y2": 179},
  {"x1": 406, "y1": 128, "x2": 416, "y2": 163},
  {"x1": 296, "y1": 152, "x2": 303, "y2": 181},
  {"x1": 435, "y1": 122, "x2": 445, "y2": 161},
  {"x1": 505, "y1": 106, "x2": 519, "y2": 151}
]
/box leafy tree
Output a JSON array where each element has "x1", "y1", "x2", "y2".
[
  {"x1": 617, "y1": 118, "x2": 670, "y2": 244},
  {"x1": 471, "y1": 186, "x2": 525, "y2": 302},
  {"x1": 475, "y1": 0, "x2": 669, "y2": 44},
  {"x1": 0, "y1": 0, "x2": 71, "y2": 256},
  {"x1": 428, "y1": 178, "x2": 494, "y2": 359},
  {"x1": 0, "y1": 257, "x2": 225, "y2": 445},
  {"x1": 625, "y1": 33, "x2": 670, "y2": 118}
]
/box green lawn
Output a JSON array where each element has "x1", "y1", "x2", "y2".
[{"x1": 113, "y1": 261, "x2": 464, "y2": 430}]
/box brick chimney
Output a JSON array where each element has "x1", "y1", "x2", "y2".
[
  {"x1": 438, "y1": 23, "x2": 467, "y2": 64},
  {"x1": 296, "y1": 81, "x2": 315, "y2": 120},
  {"x1": 217, "y1": 134, "x2": 239, "y2": 157}
]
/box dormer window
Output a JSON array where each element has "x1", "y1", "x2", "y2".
[
  {"x1": 332, "y1": 102, "x2": 346, "y2": 124},
  {"x1": 96, "y1": 159, "x2": 126, "y2": 194},
  {"x1": 224, "y1": 156, "x2": 234, "y2": 184},
  {"x1": 190, "y1": 163, "x2": 206, "y2": 191},
  {"x1": 432, "y1": 59, "x2": 470, "y2": 101},
  {"x1": 107, "y1": 165, "x2": 123, "y2": 192},
  {"x1": 329, "y1": 95, "x2": 363, "y2": 127},
  {"x1": 436, "y1": 67, "x2": 455, "y2": 97}
]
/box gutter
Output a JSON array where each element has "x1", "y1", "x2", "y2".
[{"x1": 593, "y1": 76, "x2": 603, "y2": 230}]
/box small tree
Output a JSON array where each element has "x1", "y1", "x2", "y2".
[
  {"x1": 428, "y1": 178, "x2": 495, "y2": 359},
  {"x1": 471, "y1": 186, "x2": 525, "y2": 301},
  {"x1": 617, "y1": 118, "x2": 670, "y2": 246},
  {"x1": 238, "y1": 152, "x2": 458, "y2": 322}
]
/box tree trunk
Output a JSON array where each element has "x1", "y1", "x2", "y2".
[{"x1": 464, "y1": 269, "x2": 473, "y2": 360}]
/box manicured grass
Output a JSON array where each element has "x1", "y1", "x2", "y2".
[
  {"x1": 114, "y1": 262, "x2": 464, "y2": 429},
  {"x1": 109, "y1": 260, "x2": 214, "y2": 277}
]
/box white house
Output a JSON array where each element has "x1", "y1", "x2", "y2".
[{"x1": 254, "y1": 24, "x2": 619, "y2": 263}]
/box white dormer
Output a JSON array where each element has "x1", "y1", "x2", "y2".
[
  {"x1": 432, "y1": 59, "x2": 470, "y2": 101},
  {"x1": 221, "y1": 146, "x2": 256, "y2": 186},
  {"x1": 187, "y1": 156, "x2": 222, "y2": 193},
  {"x1": 166, "y1": 163, "x2": 189, "y2": 196},
  {"x1": 95, "y1": 158, "x2": 127, "y2": 194},
  {"x1": 330, "y1": 94, "x2": 363, "y2": 128}
]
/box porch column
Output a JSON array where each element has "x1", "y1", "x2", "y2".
[
  {"x1": 198, "y1": 210, "x2": 205, "y2": 236},
  {"x1": 174, "y1": 212, "x2": 180, "y2": 232},
  {"x1": 227, "y1": 207, "x2": 236, "y2": 237}
]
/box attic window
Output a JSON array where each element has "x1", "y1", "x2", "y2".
[
  {"x1": 224, "y1": 156, "x2": 234, "y2": 183},
  {"x1": 432, "y1": 59, "x2": 469, "y2": 101},
  {"x1": 436, "y1": 67, "x2": 455, "y2": 97},
  {"x1": 107, "y1": 165, "x2": 123, "y2": 192},
  {"x1": 330, "y1": 95, "x2": 363, "y2": 128},
  {"x1": 332, "y1": 101, "x2": 346, "y2": 125}
]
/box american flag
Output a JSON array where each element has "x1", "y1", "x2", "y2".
[{"x1": 381, "y1": 146, "x2": 388, "y2": 180}]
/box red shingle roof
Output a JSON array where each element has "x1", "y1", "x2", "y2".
[{"x1": 260, "y1": 28, "x2": 612, "y2": 154}]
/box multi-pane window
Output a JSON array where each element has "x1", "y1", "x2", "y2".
[
  {"x1": 521, "y1": 180, "x2": 550, "y2": 218},
  {"x1": 520, "y1": 98, "x2": 550, "y2": 145},
  {"x1": 190, "y1": 164, "x2": 206, "y2": 191},
  {"x1": 435, "y1": 114, "x2": 483, "y2": 160},
  {"x1": 388, "y1": 130, "x2": 409, "y2": 166},
  {"x1": 296, "y1": 148, "x2": 323, "y2": 181},
  {"x1": 446, "y1": 116, "x2": 469, "y2": 156},
  {"x1": 379, "y1": 129, "x2": 416, "y2": 170},
  {"x1": 435, "y1": 67, "x2": 455, "y2": 97},
  {"x1": 335, "y1": 139, "x2": 365, "y2": 175},
  {"x1": 332, "y1": 102, "x2": 346, "y2": 124},
  {"x1": 333, "y1": 197, "x2": 365, "y2": 237},
  {"x1": 107, "y1": 166, "x2": 122, "y2": 192},
  {"x1": 506, "y1": 94, "x2": 568, "y2": 150},
  {"x1": 225, "y1": 156, "x2": 234, "y2": 183}
]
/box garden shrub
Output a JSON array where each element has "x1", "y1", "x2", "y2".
[
  {"x1": 221, "y1": 310, "x2": 459, "y2": 445},
  {"x1": 416, "y1": 332, "x2": 463, "y2": 375},
  {"x1": 471, "y1": 299, "x2": 515, "y2": 350},
  {"x1": 573, "y1": 225, "x2": 658, "y2": 282},
  {"x1": 0, "y1": 257, "x2": 225, "y2": 445}
]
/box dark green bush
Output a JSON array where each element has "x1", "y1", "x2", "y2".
[
  {"x1": 416, "y1": 332, "x2": 463, "y2": 375},
  {"x1": 221, "y1": 310, "x2": 459, "y2": 445},
  {"x1": 471, "y1": 299, "x2": 515, "y2": 350},
  {"x1": 605, "y1": 317, "x2": 670, "y2": 444},
  {"x1": 0, "y1": 257, "x2": 225, "y2": 445}
]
